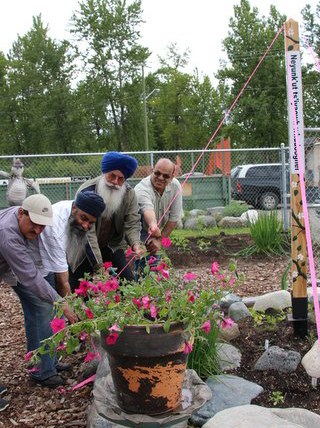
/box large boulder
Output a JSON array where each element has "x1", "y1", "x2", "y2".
[
  {"x1": 218, "y1": 216, "x2": 248, "y2": 228},
  {"x1": 253, "y1": 290, "x2": 291, "y2": 312},
  {"x1": 301, "y1": 339, "x2": 320, "y2": 377},
  {"x1": 254, "y1": 346, "x2": 301, "y2": 373}
]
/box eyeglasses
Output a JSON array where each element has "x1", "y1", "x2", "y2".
[{"x1": 153, "y1": 170, "x2": 171, "y2": 180}]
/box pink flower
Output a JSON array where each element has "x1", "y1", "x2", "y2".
[
  {"x1": 126, "y1": 248, "x2": 133, "y2": 258},
  {"x1": 51, "y1": 318, "x2": 65, "y2": 333},
  {"x1": 106, "y1": 333, "x2": 119, "y2": 345},
  {"x1": 211, "y1": 262, "x2": 219, "y2": 275},
  {"x1": 105, "y1": 300, "x2": 111, "y2": 306},
  {"x1": 162, "y1": 270, "x2": 169, "y2": 278},
  {"x1": 105, "y1": 279, "x2": 119, "y2": 291},
  {"x1": 229, "y1": 278, "x2": 236, "y2": 286},
  {"x1": 114, "y1": 294, "x2": 120, "y2": 303},
  {"x1": 80, "y1": 332, "x2": 88, "y2": 341},
  {"x1": 221, "y1": 318, "x2": 234, "y2": 329},
  {"x1": 161, "y1": 237, "x2": 172, "y2": 247},
  {"x1": 24, "y1": 351, "x2": 33, "y2": 361},
  {"x1": 217, "y1": 274, "x2": 225, "y2": 280},
  {"x1": 150, "y1": 304, "x2": 160, "y2": 319},
  {"x1": 109, "y1": 322, "x2": 121, "y2": 332},
  {"x1": 85, "y1": 308, "x2": 94, "y2": 319},
  {"x1": 132, "y1": 298, "x2": 142, "y2": 309},
  {"x1": 183, "y1": 272, "x2": 197, "y2": 282},
  {"x1": 27, "y1": 368, "x2": 40, "y2": 373},
  {"x1": 103, "y1": 261, "x2": 113, "y2": 269},
  {"x1": 202, "y1": 320, "x2": 211, "y2": 334},
  {"x1": 165, "y1": 291, "x2": 172, "y2": 302},
  {"x1": 84, "y1": 352, "x2": 97, "y2": 363},
  {"x1": 142, "y1": 295, "x2": 151, "y2": 309},
  {"x1": 56, "y1": 387, "x2": 66, "y2": 394},
  {"x1": 55, "y1": 344, "x2": 66, "y2": 351},
  {"x1": 188, "y1": 295, "x2": 195, "y2": 302},
  {"x1": 148, "y1": 256, "x2": 157, "y2": 264},
  {"x1": 184, "y1": 341, "x2": 193, "y2": 354}
]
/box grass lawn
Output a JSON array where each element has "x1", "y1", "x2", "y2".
[{"x1": 171, "y1": 226, "x2": 250, "y2": 239}]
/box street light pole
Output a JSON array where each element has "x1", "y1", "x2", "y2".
[{"x1": 142, "y1": 65, "x2": 149, "y2": 152}]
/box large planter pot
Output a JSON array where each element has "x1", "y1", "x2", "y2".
[{"x1": 100, "y1": 322, "x2": 189, "y2": 415}]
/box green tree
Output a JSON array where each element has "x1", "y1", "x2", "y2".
[
  {"x1": 71, "y1": 0, "x2": 149, "y2": 152},
  {"x1": 217, "y1": 0, "x2": 287, "y2": 148},
  {"x1": 149, "y1": 43, "x2": 223, "y2": 151},
  {"x1": 2, "y1": 15, "x2": 76, "y2": 154}
]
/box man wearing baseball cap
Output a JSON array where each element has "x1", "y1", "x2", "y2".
[
  {"x1": 0, "y1": 194, "x2": 76, "y2": 409},
  {"x1": 13, "y1": 191, "x2": 106, "y2": 389}
]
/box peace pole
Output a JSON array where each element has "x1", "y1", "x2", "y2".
[{"x1": 284, "y1": 19, "x2": 308, "y2": 337}]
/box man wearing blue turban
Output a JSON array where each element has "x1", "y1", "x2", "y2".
[{"x1": 69, "y1": 151, "x2": 143, "y2": 288}]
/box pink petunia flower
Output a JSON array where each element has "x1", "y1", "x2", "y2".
[
  {"x1": 165, "y1": 290, "x2": 172, "y2": 302},
  {"x1": 80, "y1": 332, "x2": 88, "y2": 341},
  {"x1": 202, "y1": 320, "x2": 211, "y2": 334},
  {"x1": 24, "y1": 351, "x2": 33, "y2": 361},
  {"x1": 161, "y1": 237, "x2": 172, "y2": 247},
  {"x1": 106, "y1": 333, "x2": 119, "y2": 345},
  {"x1": 126, "y1": 248, "x2": 133, "y2": 258},
  {"x1": 109, "y1": 322, "x2": 121, "y2": 332},
  {"x1": 184, "y1": 341, "x2": 193, "y2": 354},
  {"x1": 114, "y1": 294, "x2": 121, "y2": 303},
  {"x1": 56, "y1": 387, "x2": 66, "y2": 394},
  {"x1": 55, "y1": 344, "x2": 66, "y2": 352},
  {"x1": 183, "y1": 272, "x2": 197, "y2": 282},
  {"x1": 148, "y1": 256, "x2": 157, "y2": 264},
  {"x1": 132, "y1": 298, "x2": 142, "y2": 309},
  {"x1": 188, "y1": 295, "x2": 195, "y2": 302},
  {"x1": 150, "y1": 304, "x2": 160, "y2": 319},
  {"x1": 217, "y1": 274, "x2": 225, "y2": 280},
  {"x1": 142, "y1": 295, "x2": 151, "y2": 309},
  {"x1": 211, "y1": 262, "x2": 219, "y2": 274},
  {"x1": 103, "y1": 261, "x2": 113, "y2": 269},
  {"x1": 229, "y1": 278, "x2": 236, "y2": 286},
  {"x1": 85, "y1": 308, "x2": 94, "y2": 319},
  {"x1": 84, "y1": 352, "x2": 97, "y2": 363},
  {"x1": 221, "y1": 318, "x2": 234, "y2": 329},
  {"x1": 105, "y1": 300, "x2": 112, "y2": 306},
  {"x1": 51, "y1": 318, "x2": 65, "y2": 333}
]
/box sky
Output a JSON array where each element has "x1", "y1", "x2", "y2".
[{"x1": 0, "y1": 0, "x2": 318, "y2": 79}]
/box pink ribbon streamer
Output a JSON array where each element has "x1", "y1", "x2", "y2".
[{"x1": 72, "y1": 374, "x2": 96, "y2": 391}]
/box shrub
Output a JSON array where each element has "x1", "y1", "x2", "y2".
[{"x1": 223, "y1": 201, "x2": 249, "y2": 217}]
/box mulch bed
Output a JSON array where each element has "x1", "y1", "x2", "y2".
[{"x1": 1, "y1": 232, "x2": 320, "y2": 426}]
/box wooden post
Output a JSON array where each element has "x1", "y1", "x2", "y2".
[{"x1": 284, "y1": 19, "x2": 308, "y2": 337}]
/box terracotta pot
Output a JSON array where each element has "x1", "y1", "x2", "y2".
[{"x1": 100, "y1": 322, "x2": 189, "y2": 415}]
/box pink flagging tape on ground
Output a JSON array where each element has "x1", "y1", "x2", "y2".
[
  {"x1": 117, "y1": 24, "x2": 285, "y2": 278},
  {"x1": 287, "y1": 54, "x2": 320, "y2": 343},
  {"x1": 72, "y1": 374, "x2": 96, "y2": 391}
]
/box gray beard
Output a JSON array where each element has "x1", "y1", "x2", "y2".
[
  {"x1": 96, "y1": 177, "x2": 126, "y2": 219},
  {"x1": 66, "y1": 216, "x2": 88, "y2": 273}
]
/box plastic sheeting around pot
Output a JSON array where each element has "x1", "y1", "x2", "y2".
[{"x1": 93, "y1": 369, "x2": 212, "y2": 428}]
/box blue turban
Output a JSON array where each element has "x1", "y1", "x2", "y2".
[
  {"x1": 75, "y1": 191, "x2": 106, "y2": 218},
  {"x1": 101, "y1": 151, "x2": 138, "y2": 179}
]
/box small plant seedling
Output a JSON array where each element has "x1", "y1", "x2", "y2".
[
  {"x1": 196, "y1": 238, "x2": 211, "y2": 251},
  {"x1": 170, "y1": 235, "x2": 190, "y2": 252},
  {"x1": 269, "y1": 391, "x2": 285, "y2": 406}
]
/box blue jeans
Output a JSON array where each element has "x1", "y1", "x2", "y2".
[{"x1": 13, "y1": 273, "x2": 58, "y2": 380}]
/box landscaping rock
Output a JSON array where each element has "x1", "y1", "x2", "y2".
[
  {"x1": 307, "y1": 286, "x2": 320, "y2": 303},
  {"x1": 254, "y1": 346, "x2": 301, "y2": 373},
  {"x1": 240, "y1": 209, "x2": 258, "y2": 224},
  {"x1": 220, "y1": 293, "x2": 242, "y2": 310},
  {"x1": 189, "y1": 209, "x2": 207, "y2": 216},
  {"x1": 217, "y1": 343, "x2": 241, "y2": 371},
  {"x1": 202, "y1": 405, "x2": 320, "y2": 428},
  {"x1": 190, "y1": 376, "x2": 263, "y2": 427},
  {"x1": 218, "y1": 321, "x2": 240, "y2": 342},
  {"x1": 183, "y1": 215, "x2": 216, "y2": 229},
  {"x1": 253, "y1": 290, "x2": 291, "y2": 312},
  {"x1": 206, "y1": 207, "x2": 225, "y2": 216},
  {"x1": 228, "y1": 301, "x2": 251, "y2": 322},
  {"x1": 242, "y1": 295, "x2": 259, "y2": 307},
  {"x1": 218, "y1": 216, "x2": 248, "y2": 228},
  {"x1": 301, "y1": 339, "x2": 320, "y2": 378}
]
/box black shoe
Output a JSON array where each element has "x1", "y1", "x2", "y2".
[
  {"x1": 0, "y1": 384, "x2": 7, "y2": 395},
  {"x1": 56, "y1": 362, "x2": 71, "y2": 372},
  {"x1": 34, "y1": 375, "x2": 66, "y2": 388},
  {"x1": 0, "y1": 397, "x2": 9, "y2": 412}
]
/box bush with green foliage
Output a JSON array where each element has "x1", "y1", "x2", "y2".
[
  {"x1": 239, "y1": 211, "x2": 289, "y2": 256},
  {"x1": 223, "y1": 201, "x2": 249, "y2": 217}
]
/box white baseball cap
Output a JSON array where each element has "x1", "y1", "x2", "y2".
[{"x1": 21, "y1": 194, "x2": 53, "y2": 226}]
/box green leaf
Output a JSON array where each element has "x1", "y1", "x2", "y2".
[
  {"x1": 146, "y1": 325, "x2": 150, "y2": 334},
  {"x1": 163, "y1": 320, "x2": 171, "y2": 333}
]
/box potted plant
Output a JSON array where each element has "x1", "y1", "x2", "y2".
[{"x1": 29, "y1": 247, "x2": 240, "y2": 415}]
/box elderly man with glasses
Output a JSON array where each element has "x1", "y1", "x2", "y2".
[{"x1": 134, "y1": 158, "x2": 183, "y2": 258}]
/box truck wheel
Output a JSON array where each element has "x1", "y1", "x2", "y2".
[{"x1": 259, "y1": 192, "x2": 279, "y2": 210}]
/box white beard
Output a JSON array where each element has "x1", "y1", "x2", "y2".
[{"x1": 96, "y1": 177, "x2": 126, "y2": 219}]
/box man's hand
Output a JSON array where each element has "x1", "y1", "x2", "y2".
[
  {"x1": 145, "y1": 237, "x2": 161, "y2": 254},
  {"x1": 62, "y1": 302, "x2": 78, "y2": 324},
  {"x1": 132, "y1": 243, "x2": 145, "y2": 259},
  {"x1": 148, "y1": 225, "x2": 161, "y2": 238}
]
